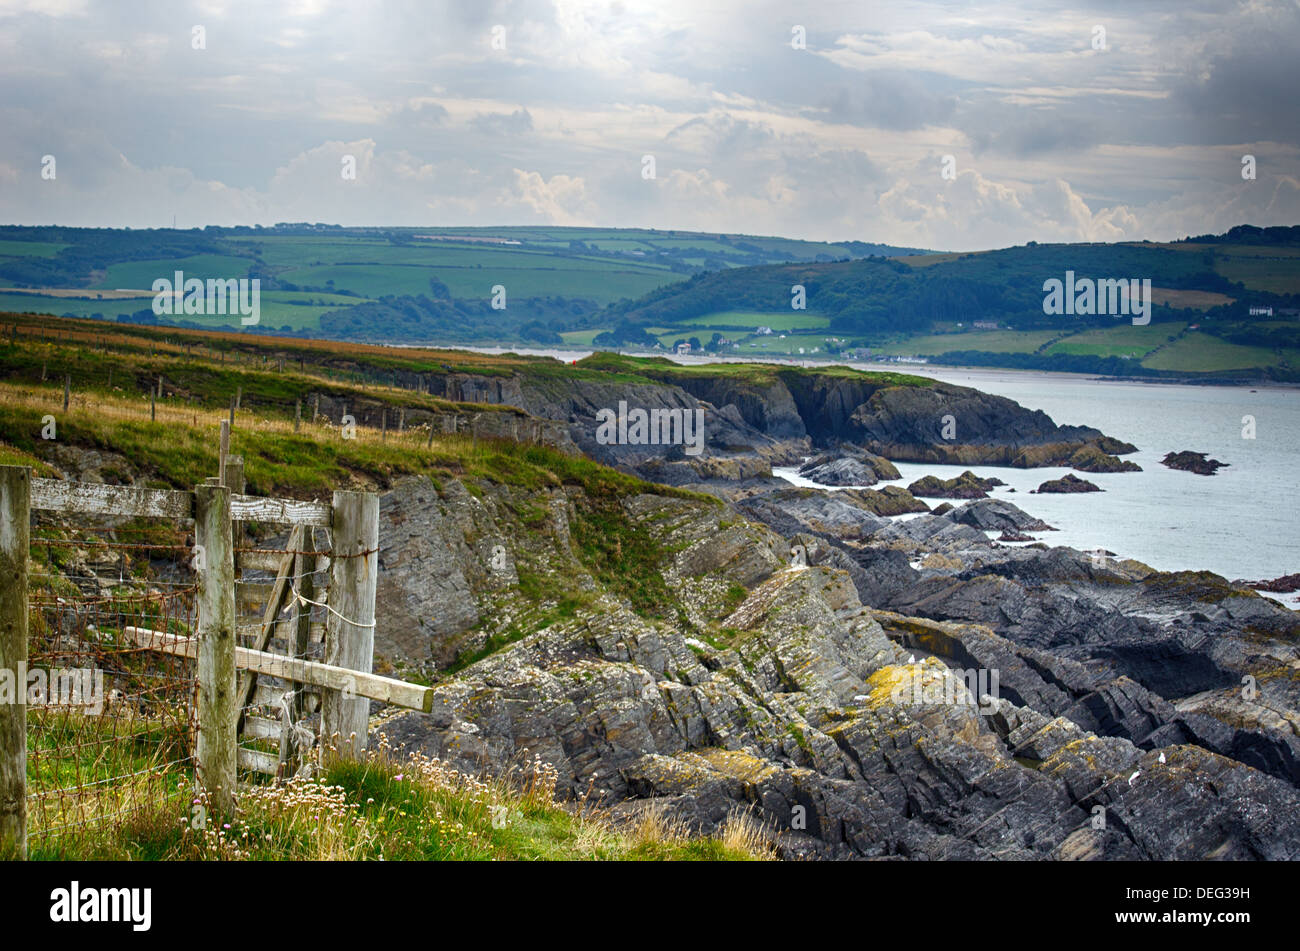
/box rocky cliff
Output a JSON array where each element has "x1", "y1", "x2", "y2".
[
  {"x1": 419, "y1": 356, "x2": 1138, "y2": 479},
  {"x1": 370, "y1": 469, "x2": 1300, "y2": 860}
]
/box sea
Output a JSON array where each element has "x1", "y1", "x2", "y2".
[{"x1": 437, "y1": 347, "x2": 1300, "y2": 606}]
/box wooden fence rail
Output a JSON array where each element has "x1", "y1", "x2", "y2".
[{"x1": 0, "y1": 461, "x2": 398, "y2": 857}]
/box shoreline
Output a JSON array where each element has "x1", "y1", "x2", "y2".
[{"x1": 393, "y1": 342, "x2": 1300, "y2": 391}]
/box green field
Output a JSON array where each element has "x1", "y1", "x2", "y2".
[
  {"x1": 0, "y1": 240, "x2": 68, "y2": 258},
  {"x1": 559, "y1": 328, "x2": 609, "y2": 346},
  {"x1": 278, "y1": 262, "x2": 674, "y2": 303},
  {"x1": 684, "y1": 311, "x2": 832, "y2": 331},
  {"x1": 1045, "y1": 322, "x2": 1186, "y2": 358},
  {"x1": 0, "y1": 290, "x2": 367, "y2": 331},
  {"x1": 94, "y1": 254, "x2": 256, "y2": 289},
  {"x1": 1140, "y1": 332, "x2": 1291, "y2": 372},
  {"x1": 1213, "y1": 254, "x2": 1300, "y2": 295},
  {"x1": 877, "y1": 330, "x2": 1062, "y2": 356}
]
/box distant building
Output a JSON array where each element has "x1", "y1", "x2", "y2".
[
  {"x1": 755, "y1": 326, "x2": 773, "y2": 335},
  {"x1": 675, "y1": 342, "x2": 692, "y2": 355},
  {"x1": 1249, "y1": 306, "x2": 1274, "y2": 317},
  {"x1": 972, "y1": 321, "x2": 1000, "y2": 330}
]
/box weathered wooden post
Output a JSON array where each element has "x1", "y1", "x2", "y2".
[
  {"x1": 294, "y1": 399, "x2": 301, "y2": 433},
  {"x1": 225, "y1": 455, "x2": 245, "y2": 551},
  {"x1": 321, "y1": 490, "x2": 378, "y2": 760},
  {"x1": 218, "y1": 420, "x2": 230, "y2": 488},
  {"x1": 195, "y1": 482, "x2": 237, "y2": 816},
  {"x1": 291, "y1": 531, "x2": 316, "y2": 721},
  {"x1": 0, "y1": 466, "x2": 29, "y2": 859},
  {"x1": 63, "y1": 375, "x2": 70, "y2": 412}
]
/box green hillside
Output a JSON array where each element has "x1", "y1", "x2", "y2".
[
  {"x1": 595, "y1": 224, "x2": 1300, "y2": 380},
  {"x1": 0, "y1": 224, "x2": 927, "y2": 343}
]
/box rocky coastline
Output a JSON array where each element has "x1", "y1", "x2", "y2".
[{"x1": 337, "y1": 358, "x2": 1300, "y2": 860}]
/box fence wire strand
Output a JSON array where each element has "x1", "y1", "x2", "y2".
[{"x1": 25, "y1": 519, "x2": 198, "y2": 847}]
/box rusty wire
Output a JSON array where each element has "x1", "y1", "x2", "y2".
[{"x1": 25, "y1": 524, "x2": 198, "y2": 849}]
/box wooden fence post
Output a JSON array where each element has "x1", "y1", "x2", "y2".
[
  {"x1": 321, "y1": 490, "x2": 378, "y2": 760},
  {"x1": 291, "y1": 531, "x2": 316, "y2": 721},
  {"x1": 219, "y1": 419, "x2": 230, "y2": 488},
  {"x1": 225, "y1": 455, "x2": 245, "y2": 551},
  {"x1": 294, "y1": 399, "x2": 301, "y2": 433},
  {"x1": 63, "y1": 375, "x2": 70, "y2": 412},
  {"x1": 195, "y1": 483, "x2": 237, "y2": 816},
  {"x1": 0, "y1": 466, "x2": 30, "y2": 859}
]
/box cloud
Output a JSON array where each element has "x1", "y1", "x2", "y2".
[
  {"x1": 470, "y1": 108, "x2": 534, "y2": 135},
  {"x1": 0, "y1": 0, "x2": 1295, "y2": 248}
]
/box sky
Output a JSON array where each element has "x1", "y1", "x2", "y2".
[{"x1": 0, "y1": 0, "x2": 1297, "y2": 250}]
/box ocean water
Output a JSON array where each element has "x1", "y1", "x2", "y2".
[
  {"x1": 446, "y1": 347, "x2": 1299, "y2": 603},
  {"x1": 776, "y1": 366, "x2": 1300, "y2": 607}
]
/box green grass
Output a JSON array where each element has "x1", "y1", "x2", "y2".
[
  {"x1": 559, "y1": 328, "x2": 609, "y2": 346},
  {"x1": 1140, "y1": 332, "x2": 1286, "y2": 372},
  {"x1": 876, "y1": 330, "x2": 1061, "y2": 356},
  {"x1": 93, "y1": 253, "x2": 256, "y2": 289},
  {"x1": 0, "y1": 239, "x2": 69, "y2": 258},
  {"x1": 278, "y1": 262, "x2": 674, "y2": 303},
  {"x1": 0, "y1": 290, "x2": 365, "y2": 331},
  {"x1": 685, "y1": 310, "x2": 831, "y2": 331},
  {"x1": 1045, "y1": 322, "x2": 1186, "y2": 358},
  {"x1": 22, "y1": 746, "x2": 770, "y2": 861},
  {"x1": 571, "y1": 497, "x2": 676, "y2": 618}
]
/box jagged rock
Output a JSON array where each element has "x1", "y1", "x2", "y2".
[
  {"x1": 367, "y1": 463, "x2": 1300, "y2": 860},
  {"x1": 798, "y1": 451, "x2": 901, "y2": 486},
  {"x1": 1033, "y1": 473, "x2": 1101, "y2": 493},
  {"x1": 948, "y1": 498, "x2": 1057, "y2": 533},
  {"x1": 907, "y1": 470, "x2": 1005, "y2": 498},
  {"x1": 1237, "y1": 573, "x2": 1300, "y2": 593},
  {"x1": 1162, "y1": 451, "x2": 1228, "y2": 475},
  {"x1": 1069, "y1": 445, "x2": 1142, "y2": 473}
]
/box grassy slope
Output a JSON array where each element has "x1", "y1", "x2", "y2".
[
  {"x1": 3, "y1": 315, "x2": 780, "y2": 861},
  {"x1": 25, "y1": 744, "x2": 771, "y2": 861}
]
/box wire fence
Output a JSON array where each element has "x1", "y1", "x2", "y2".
[{"x1": 25, "y1": 519, "x2": 198, "y2": 847}]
